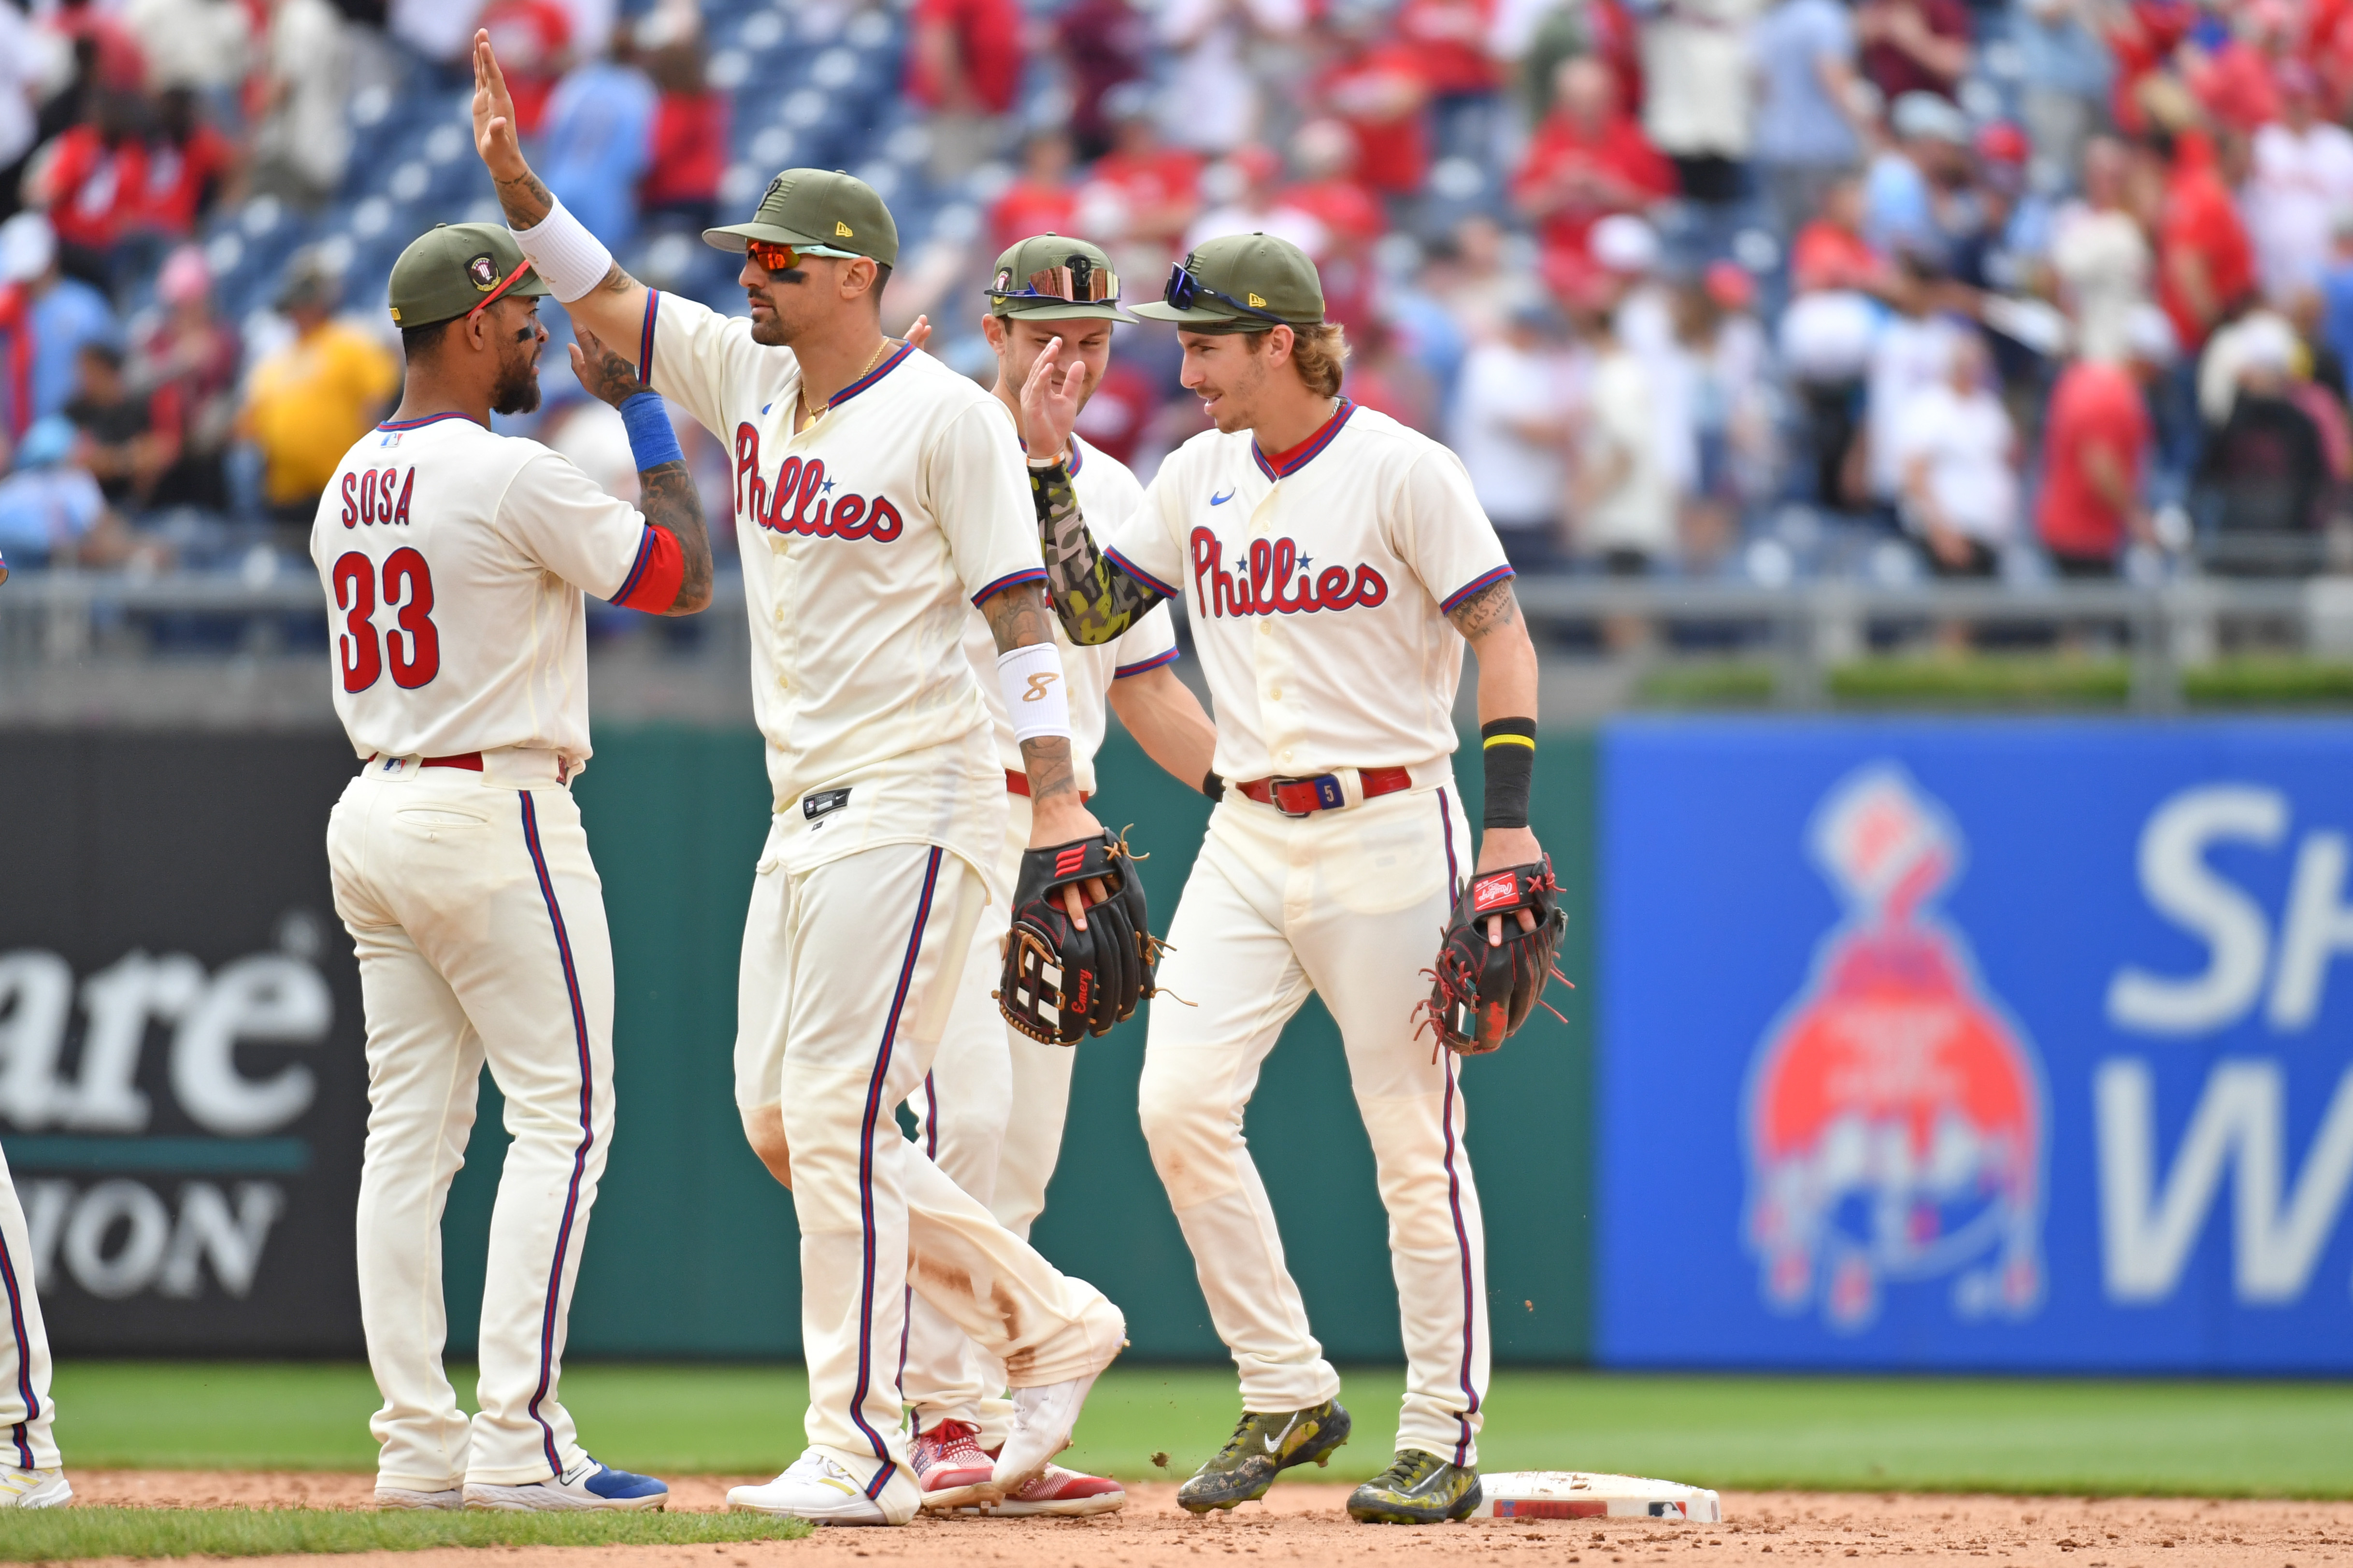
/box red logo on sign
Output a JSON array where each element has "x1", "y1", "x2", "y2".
[{"x1": 1472, "y1": 872, "x2": 1518, "y2": 912}]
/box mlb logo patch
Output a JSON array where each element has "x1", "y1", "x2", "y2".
[
  {"x1": 1472, "y1": 872, "x2": 1519, "y2": 912},
  {"x1": 379, "y1": 432, "x2": 402, "y2": 448}
]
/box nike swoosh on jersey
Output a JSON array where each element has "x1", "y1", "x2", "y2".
[{"x1": 1210, "y1": 488, "x2": 1236, "y2": 505}]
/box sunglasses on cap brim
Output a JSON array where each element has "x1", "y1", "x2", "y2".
[
  {"x1": 744, "y1": 238, "x2": 864, "y2": 273},
  {"x1": 1162, "y1": 262, "x2": 1286, "y2": 325},
  {"x1": 466, "y1": 258, "x2": 535, "y2": 322},
  {"x1": 989, "y1": 257, "x2": 1120, "y2": 306}
]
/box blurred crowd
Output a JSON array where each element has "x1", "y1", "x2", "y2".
[{"x1": 4, "y1": 0, "x2": 2353, "y2": 592}]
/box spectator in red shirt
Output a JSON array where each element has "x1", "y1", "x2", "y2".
[
  {"x1": 640, "y1": 22, "x2": 728, "y2": 233},
  {"x1": 2144, "y1": 128, "x2": 2255, "y2": 353},
  {"x1": 1281, "y1": 119, "x2": 1385, "y2": 330},
  {"x1": 1790, "y1": 175, "x2": 1885, "y2": 294},
  {"x1": 990, "y1": 130, "x2": 1081, "y2": 257},
  {"x1": 138, "y1": 88, "x2": 239, "y2": 242},
  {"x1": 1510, "y1": 57, "x2": 1675, "y2": 284},
  {"x1": 131, "y1": 243, "x2": 240, "y2": 512},
  {"x1": 481, "y1": 0, "x2": 573, "y2": 138},
  {"x1": 1081, "y1": 87, "x2": 1204, "y2": 271},
  {"x1": 28, "y1": 91, "x2": 150, "y2": 290},
  {"x1": 1053, "y1": 0, "x2": 1151, "y2": 160},
  {"x1": 1854, "y1": 0, "x2": 1972, "y2": 103},
  {"x1": 1395, "y1": 0, "x2": 1501, "y2": 161},
  {"x1": 907, "y1": 0, "x2": 1026, "y2": 180},
  {"x1": 2102, "y1": 0, "x2": 2194, "y2": 136},
  {"x1": 1316, "y1": 13, "x2": 1434, "y2": 199},
  {"x1": 2037, "y1": 308, "x2": 2174, "y2": 574}
]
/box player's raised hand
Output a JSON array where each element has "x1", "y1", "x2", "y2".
[
  {"x1": 1019, "y1": 335, "x2": 1089, "y2": 462},
  {"x1": 472, "y1": 30, "x2": 528, "y2": 185},
  {"x1": 903, "y1": 314, "x2": 933, "y2": 352},
  {"x1": 569, "y1": 326, "x2": 649, "y2": 408}
]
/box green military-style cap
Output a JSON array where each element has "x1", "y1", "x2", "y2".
[
  {"x1": 387, "y1": 222, "x2": 548, "y2": 330},
  {"x1": 987, "y1": 233, "x2": 1135, "y2": 322},
  {"x1": 704, "y1": 168, "x2": 899, "y2": 269},
  {"x1": 1131, "y1": 231, "x2": 1326, "y2": 334}
]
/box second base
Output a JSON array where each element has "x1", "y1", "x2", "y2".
[{"x1": 1467, "y1": 1471, "x2": 1722, "y2": 1523}]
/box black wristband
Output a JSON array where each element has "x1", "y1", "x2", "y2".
[
  {"x1": 1481, "y1": 717, "x2": 1536, "y2": 829},
  {"x1": 1202, "y1": 769, "x2": 1225, "y2": 801}
]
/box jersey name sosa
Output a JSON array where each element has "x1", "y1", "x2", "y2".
[
  {"x1": 1187, "y1": 526, "x2": 1388, "y2": 619},
  {"x1": 340, "y1": 466, "x2": 416, "y2": 528},
  {"x1": 734, "y1": 426, "x2": 904, "y2": 542}
]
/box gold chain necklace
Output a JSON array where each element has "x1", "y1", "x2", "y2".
[{"x1": 798, "y1": 339, "x2": 894, "y2": 433}]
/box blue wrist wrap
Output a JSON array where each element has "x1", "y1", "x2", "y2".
[{"x1": 618, "y1": 392, "x2": 682, "y2": 471}]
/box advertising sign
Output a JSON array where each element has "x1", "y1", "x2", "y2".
[
  {"x1": 0, "y1": 734, "x2": 367, "y2": 1354},
  {"x1": 1599, "y1": 719, "x2": 2353, "y2": 1371}
]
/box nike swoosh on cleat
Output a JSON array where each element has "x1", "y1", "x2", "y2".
[
  {"x1": 1261, "y1": 1414, "x2": 1301, "y2": 1454},
  {"x1": 1210, "y1": 489, "x2": 1236, "y2": 505}
]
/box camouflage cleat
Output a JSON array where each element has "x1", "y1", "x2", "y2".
[
  {"x1": 1176, "y1": 1399, "x2": 1352, "y2": 1513},
  {"x1": 1346, "y1": 1449, "x2": 1483, "y2": 1525}
]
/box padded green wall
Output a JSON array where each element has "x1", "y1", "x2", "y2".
[{"x1": 440, "y1": 726, "x2": 1594, "y2": 1363}]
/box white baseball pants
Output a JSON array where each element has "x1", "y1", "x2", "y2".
[
  {"x1": 734, "y1": 831, "x2": 1122, "y2": 1516},
  {"x1": 1139, "y1": 781, "x2": 1491, "y2": 1466},
  {"x1": 329, "y1": 766, "x2": 614, "y2": 1491},
  {"x1": 902, "y1": 794, "x2": 1080, "y2": 1445},
  {"x1": 0, "y1": 1147, "x2": 59, "y2": 1471}
]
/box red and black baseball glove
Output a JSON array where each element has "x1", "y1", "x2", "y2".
[
  {"x1": 1420, "y1": 857, "x2": 1572, "y2": 1055},
  {"x1": 998, "y1": 831, "x2": 1156, "y2": 1045}
]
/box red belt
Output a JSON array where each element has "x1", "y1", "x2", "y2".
[
  {"x1": 1004, "y1": 769, "x2": 1090, "y2": 802},
  {"x1": 1238, "y1": 766, "x2": 1413, "y2": 817},
  {"x1": 366, "y1": 752, "x2": 483, "y2": 771}
]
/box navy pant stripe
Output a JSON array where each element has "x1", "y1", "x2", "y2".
[
  {"x1": 0, "y1": 1221, "x2": 37, "y2": 1469},
  {"x1": 519, "y1": 790, "x2": 598, "y2": 1479}
]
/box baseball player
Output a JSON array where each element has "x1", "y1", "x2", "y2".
[
  {"x1": 900, "y1": 234, "x2": 1217, "y2": 1518},
  {"x1": 320, "y1": 222, "x2": 713, "y2": 1512},
  {"x1": 0, "y1": 1147, "x2": 66, "y2": 1508},
  {"x1": 1018, "y1": 233, "x2": 1547, "y2": 1525},
  {"x1": 474, "y1": 38, "x2": 1129, "y2": 1527}
]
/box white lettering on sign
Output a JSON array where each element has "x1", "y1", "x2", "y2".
[
  {"x1": 2094, "y1": 1058, "x2": 2353, "y2": 1303},
  {"x1": 0, "y1": 944, "x2": 330, "y2": 1135},
  {"x1": 2106, "y1": 787, "x2": 2286, "y2": 1036},
  {"x1": 23, "y1": 1178, "x2": 286, "y2": 1301}
]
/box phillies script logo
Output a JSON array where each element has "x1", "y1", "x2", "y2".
[
  {"x1": 1742, "y1": 764, "x2": 2046, "y2": 1333},
  {"x1": 734, "y1": 425, "x2": 904, "y2": 542},
  {"x1": 1189, "y1": 527, "x2": 1387, "y2": 619}
]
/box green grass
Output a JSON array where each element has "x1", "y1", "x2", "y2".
[
  {"x1": 2183, "y1": 656, "x2": 2353, "y2": 706},
  {"x1": 1827, "y1": 655, "x2": 2133, "y2": 707},
  {"x1": 0, "y1": 1507, "x2": 809, "y2": 1561},
  {"x1": 1635, "y1": 661, "x2": 1781, "y2": 709},
  {"x1": 46, "y1": 1363, "x2": 2353, "y2": 1500}
]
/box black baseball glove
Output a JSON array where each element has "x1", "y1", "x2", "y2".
[
  {"x1": 998, "y1": 831, "x2": 1155, "y2": 1045},
  {"x1": 1420, "y1": 857, "x2": 1571, "y2": 1055}
]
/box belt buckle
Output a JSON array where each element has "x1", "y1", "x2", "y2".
[{"x1": 1272, "y1": 773, "x2": 1344, "y2": 816}]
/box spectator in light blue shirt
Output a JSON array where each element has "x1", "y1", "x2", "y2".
[
  {"x1": 535, "y1": 42, "x2": 659, "y2": 252},
  {"x1": 0, "y1": 416, "x2": 111, "y2": 569},
  {"x1": 1751, "y1": 0, "x2": 1867, "y2": 238},
  {"x1": 2014, "y1": 0, "x2": 2112, "y2": 184},
  {"x1": 0, "y1": 214, "x2": 120, "y2": 434}
]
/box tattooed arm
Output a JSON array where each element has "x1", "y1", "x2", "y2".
[
  {"x1": 1448, "y1": 575, "x2": 1543, "y2": 878},
  {"x1": 573, "y1": 327, "x2": 713, "y2": 615},
  {"x1": 982, "y1": 584, "x2": 1109, "y2": 877},
  {"x1": 1030, "y1": 457, "x2": 1165, "y2": 646},
  {"x1": 473, "y1": 29, "x2": 649, "y2": 350}
]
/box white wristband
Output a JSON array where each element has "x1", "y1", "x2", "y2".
[
  {"x1": 509, "y1": 197, "x2": 616, "y2": 304},
  {"x1": 996, "y1": 642, "x2": 1073, "y2": 743}
]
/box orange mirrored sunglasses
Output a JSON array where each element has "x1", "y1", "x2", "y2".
[{"x1": 745, "y1": 238, "x2": 803, "y2": 274}]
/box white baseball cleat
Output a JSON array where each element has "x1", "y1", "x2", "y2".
[
  {"x1": 0, "y1": 1467, "x2": 71, "y2": 1508},
  {"x1": 463, "y1": 1455, "x2": 668, "y2": 1511},
  {"x1": 374, "y1": 1486, "x2": 462, "y2": 1510},
  {"x1": 727, "y1": 1449, "x2": 904, "y2": 1526},
  {"x1": 992, "y1": 1302, "x2": 1127, "y2": 1494}
]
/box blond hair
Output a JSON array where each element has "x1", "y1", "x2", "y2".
[{"x1": 1243, "y1": 323, "x2": 1350, "y2": 399}]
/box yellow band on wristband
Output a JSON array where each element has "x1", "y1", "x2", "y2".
[{"x1": 1483, "y1": 733, "x2": 1536, "y2": 749}]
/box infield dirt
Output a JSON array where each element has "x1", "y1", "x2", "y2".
[{"x1": 55, "y1": 1472, "x2": 2353, "y2": 1567}]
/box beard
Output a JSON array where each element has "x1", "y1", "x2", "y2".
[{"x1": 490, "y1": 354, "x2": 543, "y2": 416}]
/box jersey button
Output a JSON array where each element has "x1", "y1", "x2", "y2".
[{"x1": 1268, "y1": 686, "x2": 1282, "y2": 700}]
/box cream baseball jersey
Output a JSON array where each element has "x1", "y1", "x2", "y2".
[
  {"x1": 637, "y1": 292, "x2": 1048, "y2": 881},
  {"x1": 310, "y1": 412, "x2": 681, "y2": 766},
  {"x1": 959, "y1": 435, "x2": 1177, "y2": 796},
  {"x1": 1103, "y1": 401, "x2": 1511, "y2": 782}
]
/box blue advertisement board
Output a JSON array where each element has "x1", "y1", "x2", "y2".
[{"x1": 1598, "y1": 718, "x2": 2353, "y2": 1372}]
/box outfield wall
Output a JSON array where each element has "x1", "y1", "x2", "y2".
[{"x1": 8, "y1": 719, "x2": 2349, "y2": 1370}]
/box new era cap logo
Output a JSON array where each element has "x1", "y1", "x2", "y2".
[
  {"x1": 1248, "y1": 292, "x2": 1267, "y2": 307},
  {"x1": 467, "y1": 253, "x2": 500, "y2": 291},
  {"x1": 835, "y1": 220, "x2": 853, "y2": 237},
  {"x1": 1472, "y1": 872, "x2": 1519, "y2": 912}
]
